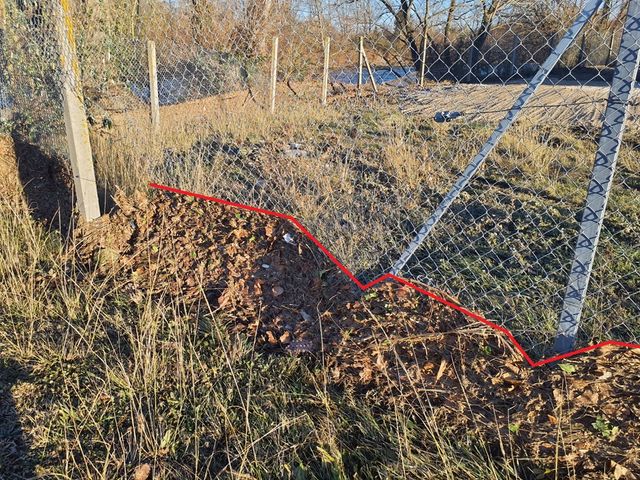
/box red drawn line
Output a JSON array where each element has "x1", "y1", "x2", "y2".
[{"x1": 148, "y1": 182, "x2": 640, "y2": 368}]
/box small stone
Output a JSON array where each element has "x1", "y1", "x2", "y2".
[
  {"x1": 272, "y1": 285, "x2": 284, "y2": 297},
  {"x1": 262, "y1": 264, "x2": 270, "y2": 269}
]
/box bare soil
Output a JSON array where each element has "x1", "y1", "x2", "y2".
[
  {"x1": 75, "y1": 189, "x2": 640, "y2": 479},
  {"x1": 393, "y1": 83, "x2": 640, "y2": 126},
  {"x1": 0, "y1": 134, "x2": 74, "y2": 232}
]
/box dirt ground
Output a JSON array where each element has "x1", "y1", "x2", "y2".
[
  {"x1": 393, "y1": 82, "x2": 640, "y2": 125},
  {"x1": 107, "y1": 79, "x2": 640, "y2": 135},
  {"x1": 0, "y1": 134, "x2": 74, "y2": 232},
  {"x1": 73, "y1": 189, "x2": 640, "y2": 480}
]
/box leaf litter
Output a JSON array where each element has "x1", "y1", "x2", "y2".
[{"x1": 75, "y1": 189, "x2": 640, "y2": 479}]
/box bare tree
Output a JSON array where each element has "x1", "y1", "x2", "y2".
[
  {"x1": 467, "y1": 0, "x2": 508, "y2": 78},
  {"x1": 443, "y1": 0, "x2": 456, "y2": 63},
  {"x1": 377, "y1": 0, "x2": 423, "y2": 70},
  {"x1": 233, "y1": 0, "x2": 274, "y2": 58},
  {"x1": 365, "y1": 0, "x2": 518, "y2": 79}
]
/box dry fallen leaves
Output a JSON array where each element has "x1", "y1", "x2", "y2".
[
  {"x1": 279, "y1": 331, "x2": 292, "y2": 344},
  {"x1": 435, "y1": 357, "x2": 448, "y2": 383},
  {"x1": 612, "y1": 460, "x2": 636, "y2": 480},
  {"x1": 74, "y1": 191, "x2": 640, "y2": 480},
  {"x1": 266, "y1": 330, "x2": 278, "y2": 345},
  {"x1": 133, "y1": 463, "x2": 151, "y2": 480},
  {"x1": 265, "y1": 223, "x2": 275, "y2": 238}
]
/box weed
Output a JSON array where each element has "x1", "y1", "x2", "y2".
[{"x1": 592, "y1": 417, "x2": 620, "y2": 441}]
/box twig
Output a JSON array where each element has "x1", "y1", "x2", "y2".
[{"x1": 286, "y1": 78, "x2": 299, "y2": 97}]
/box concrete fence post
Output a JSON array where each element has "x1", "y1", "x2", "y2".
[
  {"x1": 53, "y1": 0, "x2": 100, "y2": 221},
  {"x1": 147, "y1": 40, "x2": 160, "y2": 131},
  {"x1": 270, "y1": 36, "x2": 279, "y2": 114},
  {"x1": 554, "y1": 0, "x2": 640, "y2": 353},
  {"x1": 322, "y1": 36, "x2": 330, "y2": 105}
]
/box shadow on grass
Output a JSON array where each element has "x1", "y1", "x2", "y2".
[{"x1": 0, "y1": 357, "x2": 34, "y2": 480}]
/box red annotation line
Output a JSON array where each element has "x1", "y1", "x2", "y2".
[{"x1": 149, "y1": 182, "x2": 640, "y2": 368}]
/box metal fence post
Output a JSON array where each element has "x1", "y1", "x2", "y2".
[
  {"x1": 554, "y1": 0, "x2": 640, "y2": 354},
  {"x1": 389, "y1": 0, "x2": 603, "y2": 276},
  {"x1": 53, "y1": 0, "x2": 100, "y2": 221}
]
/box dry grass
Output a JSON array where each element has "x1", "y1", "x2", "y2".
[
  {"x1": 87, "y1": 83, "x2": 639, "y2": 354},
  {"x1": 395, "y1": 83, "x2": 640, "y2": 126},
  {"x1": 0, "y1": 147, "x2": 528, "y2": 479},
  {"x1": 2, "y1": 130, "x2": 640, "y2": 478}
]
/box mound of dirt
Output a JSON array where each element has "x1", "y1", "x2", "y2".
[
  {"x1": 76, "y1": 189, "x2": 640, "y2": 479},
  {"x1": 76, "y1": 189, "x2": 361, "y2": 351}
]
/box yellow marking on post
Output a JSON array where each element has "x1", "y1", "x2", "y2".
[
  {"x1": 60, "y1": 0, "x2": 81, "y2": 82},
  {"x1": 54, "y1": 0, "x2": 100, "y2": 221}
]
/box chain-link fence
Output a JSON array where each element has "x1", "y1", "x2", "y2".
[{"x1": 1, "y1": 0, "x2": 638, "y2": 360}]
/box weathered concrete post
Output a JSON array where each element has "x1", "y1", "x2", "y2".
[
  {"x1": 147, "y1": 40, "x2": 160, "y2": 131},
  {"x1": 270, "y1": 36, "x2": 279, "y2": 114},
  {"x1": 555, "y1": 0, "x2": 640, "y2": 353},
  {"x1": 322, "y1": 37, "x2": 330, "y2": 105},
  {"x1": 53, "y1": 0, "x2": 100, "y2": 221}
]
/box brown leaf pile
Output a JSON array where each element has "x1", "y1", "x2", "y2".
[{"x1": 76, "y1": 190, "x2": 640, "y2": 479}]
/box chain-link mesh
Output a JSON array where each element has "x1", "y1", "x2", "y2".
[{"x1": 1, "y1": 0, "x2": 638, "y2": 359}]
